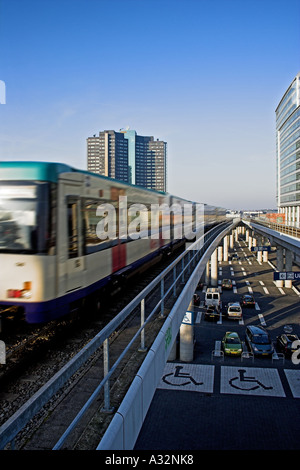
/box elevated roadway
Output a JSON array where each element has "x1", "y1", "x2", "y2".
[{"x1": 134, "y1": 233, "x2": 300, "y2": 450}]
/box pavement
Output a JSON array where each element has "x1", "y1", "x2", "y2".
[{"x1": 134, "y1": 238, "x2": 300, "y2": 451}]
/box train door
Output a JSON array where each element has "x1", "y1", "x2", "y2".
[
  {"x1": 66, "y1": 197, "x2": 85, "y2": 291},
  {"x1": 111, "y1": 187, "x2": 127, "y2": 273}
]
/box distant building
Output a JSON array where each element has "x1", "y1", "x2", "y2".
[
  {"x1": 87, "y1": 130, "x2": 129, "y2": 183},
  {"x1": 147, "y1": 138, "x2": 167, "y2": 193},
  {"x1": 276, "y1": 72, "x2": 300, "y2": 226},
  {"x1": 87, "y1": 128, "x2": 167, "y2": 192}
]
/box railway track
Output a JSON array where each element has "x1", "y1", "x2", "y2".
[{"x1": 0, "y1": 246, "x2": 185, "y2": 449}]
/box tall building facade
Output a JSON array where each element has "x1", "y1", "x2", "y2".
[
  {"x1": 276, "y1": 72, "x2": 300, "y2": 226},
  {"x1": 87, "y1": 130, "x2": 129, "y2": 183},
  {"x1": 147, "y1": 139, "x2": 167, "y2": 192},
  {"x1": 87, "y1": 129, "x2": 167, "y2": 192}
]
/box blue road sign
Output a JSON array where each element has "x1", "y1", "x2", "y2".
[
  {"x1": 251, "y1": 246, "x2": 271, "y2": 252},
  {"x1": 182, "y1": 311, "x2": 195, "y2": 325},
  {"x1": 274, "y1": 272, "x2": 300, "y2": 281}
]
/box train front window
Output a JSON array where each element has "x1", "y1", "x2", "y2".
[{"x1": 0, "y1": 181, "x2": 54, "y2": 254}]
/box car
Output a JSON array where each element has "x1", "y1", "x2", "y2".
[
  {"x1": 222, "y1": 331, "x2": 243, "y2": 356},
  {"x1": 231, "y1": 253, "x2": 239, "y2": 261},
  {"x1": 245, "y1": 325, "x2": 274, "y2": 356},
  {"x1": 227, "y1": 302, "x2": 242, "y2": 320},
  {"x1": 276, "y1": 333, "x2": 300, "y2": 358},
  {"x1": 240, "y1": 294, "x2": 255, "y2": 308},
  {"x1": 204, "y1": 306, "x2": 219, "y2": 321},
  {"x1": 193, "y1": 293, "x2": 200, "y2": 306},
  {"x1": 221, "y1": 279, "x2": 233, "y2": 290}
]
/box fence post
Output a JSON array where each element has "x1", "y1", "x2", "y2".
[
  {"x1": 102, "y1": 338, "x2": 113, "y2": 412},
  {"x1": 160, "y1": 278, "x2": 165, "y2": 317},
  {"x1": 173, "y1": 266, "x2": 176, "y2": 297},
  {"x1": 139, "y1": 298, "x2": 147, "y2": 352}
]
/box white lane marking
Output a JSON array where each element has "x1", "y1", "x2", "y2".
[
  {"x1": 292, "y1": 286, "x2": 300, "y2": 296},
  {"x1": 259, "y1": 281, "x2": 264, "y2": 286},
  {"x1": 196, "y1": 312, "x2": 202, "y2": 323},
  {"x1": 272, "y1": 282, "x2": 286, "y2": 294},
  {"x1": 263, "y1": 287, "x2": 269, "y2": 295},
  {"x1": 248, "y1": 286, "x2": 253, "y2": 293},
  {"x1": 255, "y1": 302, "x2": 260, "y2": 310},
  {"x1": 258, "y1": 313, "x2": 266, "y2": 326},
  {"x1": 268, "y1": 260, "x2": 276, "y2": 270},
  {"x1": 284, "y1": 370, "x2": 300, "y2": 398},
  {"x1": 272, "y1": 349, "x2": 279, "y2": 360}
]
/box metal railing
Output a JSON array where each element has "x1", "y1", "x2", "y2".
[
  {"x1": 247, "y1": 218, "x2": 300, "y2": 239},
  {"x1": 0, "y1": 220, "x2": 234, "y2": 450}
]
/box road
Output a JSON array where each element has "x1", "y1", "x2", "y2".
[{"x1": 134, "y1": 237, "x2": 300, "y2": 450}]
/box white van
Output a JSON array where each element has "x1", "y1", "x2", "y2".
[{"x1": 205, "y1": 287, "x2": 221, "y2": 310}]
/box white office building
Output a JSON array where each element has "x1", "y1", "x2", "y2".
[{"x1": 276, "y1": 72, "x2": 300, "y2": 226}]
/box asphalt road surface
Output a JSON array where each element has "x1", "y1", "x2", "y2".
[{"x1": 134, "y1": 238, "x2": 300, "y2": 451}]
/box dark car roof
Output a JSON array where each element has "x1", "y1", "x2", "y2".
[
  {"x1": 247, "y1": 325, "x2": 268, "y2": 335},
  {"x1": 280, "y1": 333, "x2": 299, "y2": 342}
]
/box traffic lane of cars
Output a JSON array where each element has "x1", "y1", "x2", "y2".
[{"x1": 196, "y1": 256, "x2": 300, "y2": 362}]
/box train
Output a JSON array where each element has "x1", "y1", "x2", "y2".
[{"x1": 0, "y1": 161, "x2": 226, "y2": 326}]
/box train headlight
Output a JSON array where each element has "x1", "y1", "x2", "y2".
[
  {"x1": 21, "y1": 290, "x2": 32, "y2": 299},
  {"x1": 7, "y1": 282, "x2": 32, "y2": 299}
]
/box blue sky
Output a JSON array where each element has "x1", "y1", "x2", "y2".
[{"x1": 0, "y1": 0, "x2": 299, "y2": 209}]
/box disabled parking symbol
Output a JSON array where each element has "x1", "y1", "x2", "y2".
[
  {"x1": 163, "y1": 365, "x2": 203, "y2": 387},
  {"x1": 221, "y1": 366, "x2": 285, "y2": 397},
  {"x1": 229, "y1": 369, "x2": 273, "y2": 391}
]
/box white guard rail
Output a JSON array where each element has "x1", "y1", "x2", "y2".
[{"x1": 97, "y1": 220, "x2": 239, "y2": 450}]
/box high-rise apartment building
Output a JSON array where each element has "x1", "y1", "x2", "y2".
[
  {"x1": 87, "y1": 130, "x2": 129, "y2": 183},
  {"x1": 87, "y1": 129, "x2": 167, "y2": 192},
  {"x1": 276, "y1": 72, "x2": 300, "y2": 226}
]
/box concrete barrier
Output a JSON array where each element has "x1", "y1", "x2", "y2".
[{"x1": 97, "y1": 221, "x2": 238, "y2": 450}]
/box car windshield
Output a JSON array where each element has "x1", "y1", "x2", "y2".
[
  {"x1": 0, "y1": 181, "x2": 55, "y2": 254},
  {"x1": 253, "y1": 334, "x2": 270, "y2": 344},
  {"x1": 229, "y1": 306, "x2": 240, "y2": 312},
  {"x1": 226, "y1": 337, "x2": 240, "y2": 344}
]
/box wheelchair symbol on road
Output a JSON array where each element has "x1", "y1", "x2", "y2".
[
  {"x1": 163, "y1": 365, "x2": 203, "y2": 387},
  {"x1": 229, "y1": 369, "x2": 273, "y2": 391}
]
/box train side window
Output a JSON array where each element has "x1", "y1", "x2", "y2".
[{"x1": 83, "y1": 199, "x2": 112, "y2": 253}]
